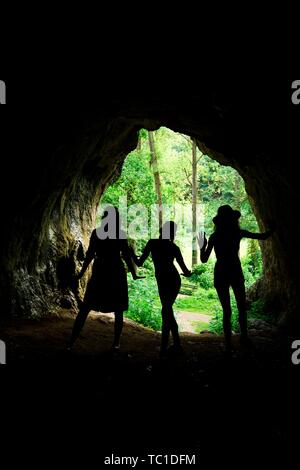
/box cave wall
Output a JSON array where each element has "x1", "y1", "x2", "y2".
[
  {"x1": 2, "y1": 86, "x2": 300, "y2": 330},
  {"x1": 2, "y1": 115, "x2": 143, "y2": 317}
]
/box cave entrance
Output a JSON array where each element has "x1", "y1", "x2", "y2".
[
  {"x1": 97, "y1": 127, "x2": 262, "y2": 335},
  {"x1": 4, "y1": 96, "x2": 296, "y2": 333}
]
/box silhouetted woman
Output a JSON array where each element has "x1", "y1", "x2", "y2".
[
  {"x1": 68, "y1": 207, "x2": 141, "y2": 350},
  {"x1": 134, "y1": 221, "x2": 191, "y2": 357},
  {"x1": 199, "y1": 205, "x2": 275, "y2": 353}
]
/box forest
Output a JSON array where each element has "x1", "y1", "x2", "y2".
[{"x1": 99, "y1": 128, "x2": 267, "y2": 334}]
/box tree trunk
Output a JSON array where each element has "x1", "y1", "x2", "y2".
[
  {"x1": 148, "y1": 131, "x2": 163, "y2": 228},
  {"x1": 137, "y1": 134, "x2": 142, "y2": 152},
  {"x1": 192, "y1": 139, "x2": 198, "y2": 266}
]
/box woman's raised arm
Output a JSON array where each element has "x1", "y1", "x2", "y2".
[
  {"x1": 240, "y1": 228, "x2": 275, "y2": 240},
  {"x1": 199, "y1": 233, "x2": 214, "y2": 263}
]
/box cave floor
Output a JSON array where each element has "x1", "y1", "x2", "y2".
[{"x1": 1, "y1": 310, "x2": 300, "y2": 463}]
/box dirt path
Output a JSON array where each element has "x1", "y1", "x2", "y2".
[
  {"x1": 176, "y1": 310, "x2": 211, "y2": 333},
  {"x1": 1, "y1": 309, "x2": 297, "y2": 460}
]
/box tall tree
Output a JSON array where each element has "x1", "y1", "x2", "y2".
[
  {"x1": 192, "y1": 139, "x2": 198, "y2": 266},
  {"x1": 183, "y1": 137, "x2": 201, "y2": 267},
  {"x1": 148, "y1": 131, "x2": 163, "y2": 228}
]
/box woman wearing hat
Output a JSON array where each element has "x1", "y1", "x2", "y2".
[
  {"x1": 68, "y1": 206, "x2": 142, "y2": 350},
  {"x1": 198, "y1": 205, "x2": 275, "y2": 353}
]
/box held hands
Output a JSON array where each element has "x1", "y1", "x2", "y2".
[
  {"x1": 181, "y1": 270, "x2": 192, "y2": 278},
  {"x1": 197, "y1": 231, "x2": 207, "y2": 250}
]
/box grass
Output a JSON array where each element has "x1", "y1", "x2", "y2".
[
  {"x1": 175, "y1": 285, "x2": 218, "y2": 316},
  {"x1": 175, "y1": 283, "x2": 218, "y2": 332},
  {"x1": 192, "y1": 320, "x2": 212, "y2": 333},
  {"x1": 126, "y1": 266, "x2": 271, "y2": 335}
]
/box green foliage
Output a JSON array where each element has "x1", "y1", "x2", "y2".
[
  {"x1": 175, "y1": 286, "x2": 218, "y2": 314},
  {"x1": 191, "y1": 320, "x2": 213, "y2": 334},
  {"x1": 241, "y1": 252, "x2": 263, "y2": 289},
  {"x1": 208, "y1": 301, "x2": 240, "y2": 335},
  {"x1": 247, "y1": 298, "x2": 277, "y2": 324},
  {"x1": 179, "y1": 281, "x2": 196, "y2": 296},
  {"x1": 98, "y1": 127, "x2": 265, "y2": 333},
  {"x1": 101, "y1": 147, "x2": 157, "y2": 209},
  {"x1": 246, "y1": 239, "x2": 263, "y2": 276},
  {"x1": 125, "y1": 277, "x2": 162, "y2": 331},
  {"x1": 190, "y1": 261, "x2": 215, "y2": 289},
  {"x1": 207, "y1": 295, "x2": 275, "y2": 335},
  {"x1": 247, "y1": 298, "x2": 267, "y2": 319},
  {"x1": 99, "y1": 127, "x2": 261, "y2": 250},
  {"x1": 199, "y1": 155, "x2": 259, "y2": 234},
  {"x1": 99, "y1": 127, "x2": 261, "y2": 243}
]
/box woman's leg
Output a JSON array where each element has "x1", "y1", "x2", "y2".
[
  {"x1": 231, "y1": 280, "x2": 248, "y2": 341},
  {"x1": 161, "y1": 304, "x2": 171, "y2": 354},
  {"x1": 68, "y1": 303, "x2": 90, "y2": 347},
  {"x1": 170, "y1": 282, "x2": 181, "y2": 348},
  {"x1": 113, "y1": 311, "x2": 124, "y2": 348},
  {"x1": 160, "y1": 280, "x2": 181, "y2": 354},
  {"x1": 170, "y1": 310, "x2": 180, "y2": 347},
  {"x1": 161, "y1": 303, "x2": 181, "y2": 349},
  {"x1": 216, "y1": 285, "x2": 232, "y2": 350}
]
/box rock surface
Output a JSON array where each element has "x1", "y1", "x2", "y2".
[{"x1": 1, "y1": 84, "x2": 300, "y2": 331}]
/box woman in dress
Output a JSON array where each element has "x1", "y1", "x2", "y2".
[
  {"x1": 133, "y1": 221, "x2": 191, "y2": 357},
  {"x1": 68, "y1": 206, "x2": 141, "y2": 350}
]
